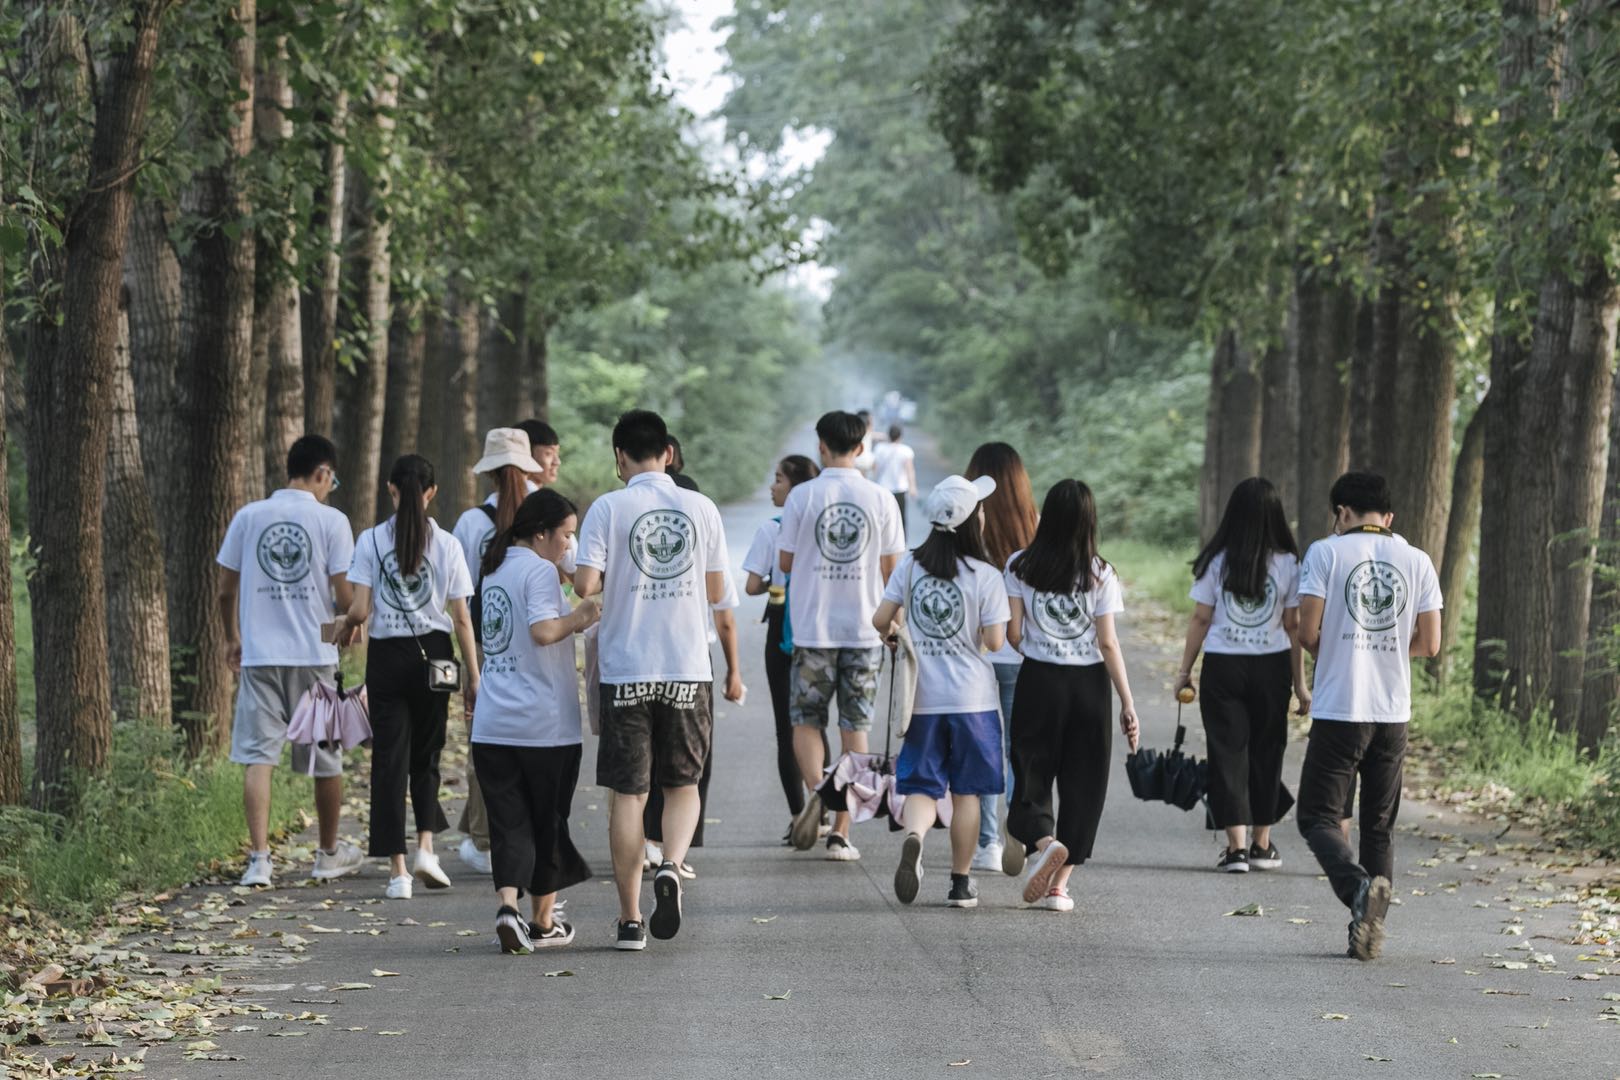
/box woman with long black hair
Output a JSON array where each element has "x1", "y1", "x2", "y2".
[
  {"x1": 339, "y1": 455, "x2": 479, "y2": 900},
  {"x1": 1175, "y1": 477, "x2": 1307, "y2": 873},
  {"x1": 743, "y1": 454, "x2": 827, "y2": 838},
  {"x1": 1004, "y1": 479, "x2": 1139, "y2": 912},
  {"x1": 473, "y1": 489, "x2": 600, "y2": 952}
]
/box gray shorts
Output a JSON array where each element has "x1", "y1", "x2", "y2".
[{"x1": 230, "y1": 665, "x2": 344, "y2": 778}]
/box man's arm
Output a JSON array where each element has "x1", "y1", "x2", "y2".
[
  {"x1": 1298, "y1": 595, "x2": 1325, "y2": 656},
  {"x1": 713, "y1": 604, "x2": 745, "y2": 703},
  {"x1": 1410, "y1": 609, "x2": 1442, "y2": 658},
  {"x1": 573, "y1": 566, "x2": 604, "y2": 598},
  {"x1": 880, "y1": 553, "x2": 899, "y2": 582},
  {"x1": 218, "y1": 569, "x2": 241, "y2": 672}
]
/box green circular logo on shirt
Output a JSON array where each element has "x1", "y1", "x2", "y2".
[
  {"x1": 1344, "y1": 560, "x2": 1408, "y2": 631},
  {"x1": 910, "y1": 576, "x2": 965, "y2": 639},
  {"x1": 814, "y1": 503, "x2": 871, "y2": 564},
  {"x1": 256, "y1": 522, "x2": 313, "y2": 584},
  {"x1": 1031, "y1": 590, "x2": 1091, "y2": 641},
  {"x1": 1223, "y1": 575, "x2": 1279, "y2": 629},
  {"x1": 379, "y1": 550, "x2": 435, "y2": 613},
  {"x1": 481, "y1": 585, "x2": 514, "y2": 655},
  {"x1": 629, "y1": 509, "x2": 696, "y2": 580}
]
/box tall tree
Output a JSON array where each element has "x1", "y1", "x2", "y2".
[
  {"x1": 1200, "y1": 330, "x2": 1263, "y2": 538},
  {"x1": 377, "y1": 301, "x2": 426, "y2": 513},
  {"x1": 0, "y1": 279, "x2": 20, "y2": 806},
  {"x1": 255, "y1": 29, "x2": 304, "y2": 494},
  {"x1": 344, "y1": 73, "x2": 397, "y2": 528},
  {"x1": 1432, "y1": 403, "x2": 1486, "y2": 683},
  {"x1": 1581, "y1": 361, "x2": 1620, "y2": 749},
  {"x1": 1296, "y1": 273, "x2": 1353, "y2": 549},
  {"x1": 1258, "y1": 340, "x2": 1299, "y2": 526},
  {"x1": 301, "y1": 88, "x2": 348, "y2": 436}
]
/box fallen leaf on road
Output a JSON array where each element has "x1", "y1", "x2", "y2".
[
  {"x1": 1472, "y1": 1074, "x2": 1503, "y2": 1078},
  {"x1": 455, "y1": 930, "x2": 478, "y2": 937},
  {"x1": 185, "y1": 1040, "x2": 219, "y2": 1052},
  {"x1": 1433, "y1": 957, "x2": 1456, "y2": 965},
  {"x1": 1364, "y1": 1055, "x2": 1392, "y2": 1062},
  {"x1": 378, "y1": 1030, "x2": 407, "y2": 1036},
  {"x1": 370, "y1": 969, "x2": 403, "y2": 977},
  {"x1": 1602, "y1": 992, "x2": 1620, "y2": 1001},
  {"x1": 1387, "y1": 983, "x2": 1407, "y2": 988},
  {"x1": 1483, "y1": 989, "x2": 1529, "y2": 996},
  {"x1": 304, "y1": 925, "x2": 342, "y2": 934},
  {"x1": 752, "y1": 916, "x2": 778, "y2": 924},
  {"x1": 1224, "y1": 903, "x2": 1263, "y2": 917},
  {"x1": 948, "y1": 1060, "x2": 971, "y2": 1067},
  {"x1": 1492, "y1": 961, "x2": 1529, "y2": 970},
  {"x1": 543, "y1": 970, "x2": 574, "y2": 978},
  {"x1": 764, "y1": 990, "x2": 792, "y2": 1001},
  {"x1": 330, "y1": 982, "x2": 373, "y2": 991},
  {"x1": 1572, "y1": 974, "x2": 1601, "y2": 981},
  {"x1": 1320, "y1": 1013, "x2": 1349, "y2": 1021},
  {"x1": 1287, "y1": 918, "x2": 1311, "y2": 925},
  {"x1": 267, "y1": 1030, "x2": 306, "y2": 1037}
]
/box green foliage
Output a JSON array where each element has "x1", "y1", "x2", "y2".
[
  {"x1": 0, "y1": 722, "x2": 312, "y2": 922},
  {"x1": 1107, "y1": 539, "x2": 1197, "y2": 617}
]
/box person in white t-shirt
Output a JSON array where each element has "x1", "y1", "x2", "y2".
[
  {"x1": 779, "y1": 410, "x2": 907, "y2": 860},
  {"x1": 1174, "y1": 477, "x2": 1308, "y2": 874},
  {"x1": 872, "y1": 424, "x2": 917, "y2": 524},
  {"x1": 337, "y1": 454, "x2": 479, "y2": 900},
  {"x1": 854, "y1": 409, "x2": 879, "y2": 478},
  {"x1": 217, "y1": 435, "x2": 365, "y2": 888},
  {"x1": 874, "y1": 475, "x2": 1010, "y2": 910},
  {"x1": 1003, "y1": 480, "x2": 1140, "y2": 913},
  {"x1": 742, "y1": 454, "x2": 827, "y2": 835},
  {"x1": 1297, "y1": 471, "x2": 1442, "y2": 961},
  {"x1": 573, "y1": 410, "x2": 744, "y2": 952},
  {"x1": 472, "y1": 489, "x2": 600, "y2": 953}
]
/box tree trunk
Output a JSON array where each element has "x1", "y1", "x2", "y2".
[
  {"x1": 1258, "y1": 339, "x2": 1298, "y2": 530},
  {"x1": 0, "y1": 265, "x2": 21, "y2": 806},
  {"x1": 1347, "y1": 295, "x2": 1379, "y2": 470},
  {"x1": 302, "y1": 90, "x2": 349, "y2": 437},
  {"x1": 169, "y1": 0, "x2": 256, "y2": 756},
  {"x1": 345, "y1": 76, "x2": 397, "y2": 529},
  {"x1": 533, "y1": 312, "x2": 550, "y2": 421},
  {"x1": 1199, "y1": 328, "x2": 1262, "y2": 539},
  {"x1": 1297, "y1": 276, "x2": 1353, "y2": 550},
  {"x1": 1430, "y1": 402, "x2": 1486, "y2": 684},
  {"x1": 126, "y1": 199, "x2": 184, "y2": 519},
  {"x1": 447, "y1": 296, "x2": 482, "y2": 516},
  {"x1": 256, "y1": 33, "x2": 303, "y2": 494},
  {"x1": 23, "y1": 4, "x2": 167, "y2": 810},
  {"x1": 104, "y1": 298, "x2": 172, "y2": 726},
  {"x1": 1581, "y1": 344, "x2": 1620, "y2": 750},
  {"x1": 378, "y1": 301, "x2": 427, "y2": 515},
  {"x1": 509, "y1": 285, "x2": 536, "y2": 421},
  {"x1": 1391, "y1": 297, "x2": 1456, "y2": 559},
  {"x1": 419, "y1": 310, "x2": 451, "y2": 525},
  {"x1": 1365, "y1": 194, "x2": 1404, "y2": 484}
]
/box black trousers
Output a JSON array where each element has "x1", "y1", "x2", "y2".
[
  {"x1": 1296, "y1": 719, "x2": 1407, "y2": 908},
  {"x1": 470, "y1": 742, "x2": 591, "y2": 897},
  {"x1": 366, "y1": 633, "x2": 453, "y2": 857},
  {"x1": 1006, "y1": 659, "x2": 1112, "y2": 866},
  {"x1": 764, "y1": 604, "x2": 826, "y2": 816},
  {"x1": 1199, "y1": 650, "x2": 1292, "y2": 829},
  {"x1": 893, "y1": 491, "x2": 907, "y2": 526}
]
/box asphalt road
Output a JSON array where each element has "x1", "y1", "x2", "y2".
[{"x1": 157, "y1": 427, "x2": 1620, "y2": 1080}]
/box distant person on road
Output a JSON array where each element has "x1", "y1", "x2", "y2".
[
  {"x1": 743, "y1": 454, "x2": 828, "y2": 836},
  {"x1": 1003, "y1": 480, "x2": 1139, "y2": 913},
  {"x1": 1175, "y1": 477, "x2": 1307, "y2": 875},
  {"x1": 218, "y1": 435, "x2": 365, "y2": 889},
  {"x1": 1296, "y1": 471, "x2": 1442, "y2": 961},
  {"x1": 964, "y1": 441, "x2": 1040, "y2": 875},
  {"x1": 573, "y1": 410, "x2": 743, "y2": 951},
  {"x1": 875, "y1": 475, "x2": 1010, "y2": 910},
  {"x1": 779, "y1": 410, "x2": 907, "y2": 862},
  {"x1": 473, "y1": 489, "x2": 599, "y2": 953},
  {"x1": 854, "y1": 409, "x2": 880, "y2": 479},
  {"x1": 338, "y1": 454, "x2": 479, "y2": 900},
  {"x1": 872, "y1": 424, "x2": 917, "y2": 524},
  {"x1": 666, "y1": 434, "x2": 700, "y2": 492}
]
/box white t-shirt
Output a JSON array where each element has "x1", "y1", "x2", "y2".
[
  {"x1": 575, "y1": 471, "x2": 729, "y2": 684},
  {"x1": 1190, "y1": 551, "x2": 1302, "y2": 656},
  {"x1": 1299, "y1": 529, "x2": 1442, "y2": 723},
  {"x1": 472, "y1": 547, "x2": 581, "y2": 747},
  {"x1": 348, "y1": 517, "x2": 474, "y2": 638},
  {"x1": 216, "y1": 489, "x2": 354, "y2": 667},
  {"x1": 1005, "y1": 553, "x2": 1124, "y2": 666},
  {"x1": 855, "y1": 433, "x2": 878, "y2": 477},
  {"x1": 741, "y1": 518, "x2": 783, "y2": 587},
  {"x1": 778, "y1": 467, "x2": 907, "y2": 649},
  {"x1": 882, "y1": 553, "x2": 1009, "y2": 714},
  {"x1": 872, "y1": 441, "x2": 915, "y2": 494},
  {"x1": 453, "y1": 480, "x2": 576, "y2": 585}
]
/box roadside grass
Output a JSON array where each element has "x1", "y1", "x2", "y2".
[{"x1": 1107, "y1": 538, "x2": 1195, "y2": 616}]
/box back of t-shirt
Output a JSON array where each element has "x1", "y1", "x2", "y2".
[
  {"x1": 779, "y1": 467, "x2": 906, "y2": 649},
  {"x1": 882, "y1": 553, "x2": 1009, "y2": 714},
  {"x1": 1191, "y1": 550, "x2": 1302, "y2": 656},
  {"x1": 575, "y1": 470, "x2": 729, "y2": 684},
  {"x1": 1299, "y1": 530, "x2": 1442, "y2": 723},
  {"x1": 1005, "y1": 553, "x2": 1123, "y2": 667},
  {"x1": 216, "y1": 489, "x2": 354, "y2": 667},
  {"x1": 873, "y1": 442, "x2": 915, "y2": 493},
  {"x1": 472, "y1": 547, "x2": 580, "y2": 747}
]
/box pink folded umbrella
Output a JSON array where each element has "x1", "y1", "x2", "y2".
[{"x1": 287, "y1": 673, "x2": 372, "y2": 774}]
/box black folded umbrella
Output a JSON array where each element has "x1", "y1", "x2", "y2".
[{"x1": 1125, "y1": 702, "x2": 1207, "y2": 812}]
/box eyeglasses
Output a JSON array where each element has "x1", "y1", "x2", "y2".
[{"x1": 327, "y1": 470, "x2": 341, "y2": 492}]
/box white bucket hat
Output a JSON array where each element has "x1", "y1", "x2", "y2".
[
  {"x1": 925, "y1": 474, "x2": 997, "y2": 532},
  {"x1": 471, "y1": 427, "x2": 543, "y2": 475}
]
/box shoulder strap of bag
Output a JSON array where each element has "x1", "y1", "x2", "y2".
[{"x1": 372, "y1": 524, "x2": 432, "y2": 667}]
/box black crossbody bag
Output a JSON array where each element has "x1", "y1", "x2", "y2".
[{"x1": 371, "y1": 527, "x2": 461, "y2": 693}]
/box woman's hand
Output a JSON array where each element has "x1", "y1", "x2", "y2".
[
  {"x1": 462, "y1": 673, "x2": 479, "y2": 714},
  {"x1": 1293, "y1": 686, "x2": 1312, "y2": 717},
  {"x1": 1173, "y1": 671, "x2": 1195, "y2": 701},
  {"x1": 575, "y1": 596, "x2": 601, "y2": 631},
  {"x1": 1119, "y1": 703, "x2": 1140, "y2": 752}
]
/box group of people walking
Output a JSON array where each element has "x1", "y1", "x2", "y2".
[{"x1": 220, "y1": 405, "x2": 1441, "y2": 962}]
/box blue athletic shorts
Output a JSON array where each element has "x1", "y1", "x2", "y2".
[{"x1": 894, "y1": 711, "x2": 1006, "y2": 799}]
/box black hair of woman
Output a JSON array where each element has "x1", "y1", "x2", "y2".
[
  {"x1": 913, "y1": 506, "x2": 990, "y2": 581},
  {"x1": 1010, "y1": 479, "x2": 1106, "y2": 595},
  {"x1": 389, "y1": 454, "x2": 437, "y2": 577},
  {"x1": 481, "y1": 489, "x2": 578, "y2": 580},
  {"x1": 1191, "y1": 477, "x2": 1299, "y2": 603}
]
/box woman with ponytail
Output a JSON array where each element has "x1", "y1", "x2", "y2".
[
  {"x1": 472, "y1": 490, "x2": 600, "y2": 952},
  {"x1": 340, "y1": 454, "x2": 479, "y2": 900}
]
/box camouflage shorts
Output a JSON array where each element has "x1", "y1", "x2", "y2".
[{"x1": 789, "y1": 646, "x2": 883, "y2": 732}]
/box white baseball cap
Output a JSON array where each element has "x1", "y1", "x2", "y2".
[
  {"x1": 925, "y1": 474, "x2": 997, "y2": 532},
  {"x1": 471, "y1": 427, "x2": 543, "y2": 475}
]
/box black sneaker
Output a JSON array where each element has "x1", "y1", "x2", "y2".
[
  {"x1": 495, "y1": 906, "x2": 532, "y2": 955},
  {"x1": 894, "y1": 833, "x2": 923, "y2": 905},
  {"x1": 615, "y1": 919, "x2": 647, "y2": 951},
  {"x1": 528, "y1": 914, "x2": 575, "y2": 948},
  {"x1": 1348, "y1": 875, "x2": 1391, "y2": 961},
  {"x1": 946, "y1": 874, "x2": 979, "y2": 909},
  {"x1": 1217, "y1": 848, "x2": 1250, "y2": 873},
  {"x1": 1248, "y1": 842, "x2": 1281, "y2": 870},
  {"x1": 649, "y1": 861, "x2": 683, "y2": 941}
]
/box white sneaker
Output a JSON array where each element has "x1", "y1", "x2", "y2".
[
  {"x1": 311, "y1": 841, "x2": 365, "y2": 880},
  {"x1": 1036, "y1": 887, "x2": 1075, "y2": 913},
  {"x1": 240, "y1": 851, "x2": 272, "y2": 888},
  {"x1": 1021, "y1": 841, "x2": 1069, "y2": 904},
  {"x1": 824, "y1": 834, "x2": 861, "y2": 861},
  {"x1": 643, "y1": 841, "x2": 664, "y2": 870},
  {"x1": 385, "y1": 874, "x2": 413, "y2": 900},
  {"x1": 970, "y1": 843, "x2": 1003, "y2": 873},
  {"x1": 413, "y1": 850, "x2": 452, "y2": 889},
  {"x1": 458, "y1": 838, "x2": 492, "y2": 875}
]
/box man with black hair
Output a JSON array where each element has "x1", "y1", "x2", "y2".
[
  {"x1": 779, "y1": 410, "x2": 906, "y2": 860},
  {"x1": 1297, "y1": 471, "x2": 1442, "y2": 961},
  {"x1": 516, "y1": 419, "x2": 561, "y2": 487},
  {"x1": 218, "y1": 435, "x2": 365, "y2": 888},
  {"x1": 574, "y1": 409, "x2": 745, "y2": 950}
]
